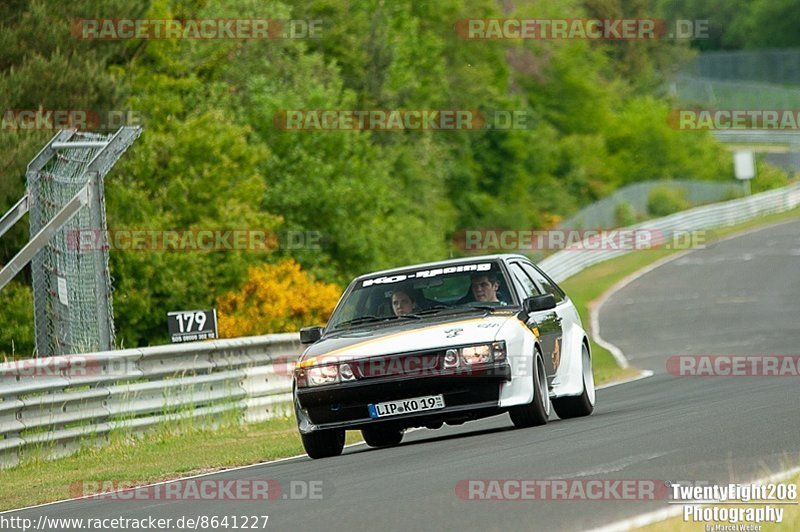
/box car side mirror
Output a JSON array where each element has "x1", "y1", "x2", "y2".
[
  {"x1": 524, "y1": 294, "x2": 556, "y2": 313},
  {"x1": 300, "y1": 326, "x2": 324, "y2": 344}
]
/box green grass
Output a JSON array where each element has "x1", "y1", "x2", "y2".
[
  {"x1": 1, "y1": 205, "x2": 798, "y2": 513},
  {"x1": 0, "y1": 413, "x2": 365, "y2": 512}
]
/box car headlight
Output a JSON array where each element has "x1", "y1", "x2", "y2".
[
  {"x1": 459, "y1": 342, "x2": 506, "y2": 365},
  {"x1": 307, "y1": 364, "x2": 339, "y2": 386},
  {"x1": 339, "y1": 363, "x2": 356, "y2": 382},
  {"x1": 461, "y1": 345, "x2": 492, "y2": 365}
]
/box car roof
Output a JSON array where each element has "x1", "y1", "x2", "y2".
[{"x1": 353, "y1": 254, "x2": 531, "y2": 280}]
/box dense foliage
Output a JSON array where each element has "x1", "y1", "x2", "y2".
[
  {"x1": 1, "y1": 0, "x2": 789, "y2": 354},
  {"x1": 217, "y1": 259, "x2": 341, "y2": 337}
]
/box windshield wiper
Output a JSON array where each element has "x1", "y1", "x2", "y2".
[
  {"x1": 334, "y1": 305, "x2": 496, "y2": 330},
  {"x1": 407, "y1": 305, "x2": 451, "y2": 317},
  {"x1": 334, "y1": 314, "x2": 420, "y2": 329},
  {"x1": 463, "y1": 304, "x2": 500, "y2": 311},
  {"x1": 334, "y1": 315, "x2": 384, "y2": 328},
  {"x1": 407, "y1": 304, "x2": 498, "y2": 318}
]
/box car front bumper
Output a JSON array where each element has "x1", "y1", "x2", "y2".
[{"x1": 294, "y1": 363, "x2": 511, "y2": 433}]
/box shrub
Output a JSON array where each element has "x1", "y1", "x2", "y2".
[
  {"x1": 613, "y1": 201, "x2": 638, "y2": 227},
  {"x1": 216, "y1": 260, "x2": 342, "y2": 337},
  {"x1": 647, "y1": 186, "x2": 691, "y2": 217},
  {"x1": 750, "y1": 160, "x2": 790, "y2": 193}
]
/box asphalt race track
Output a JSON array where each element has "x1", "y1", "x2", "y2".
[{"x1": 6, "y1": 220, "x2": 800, "y2": 532}]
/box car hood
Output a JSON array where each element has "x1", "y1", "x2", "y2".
[{"x1": 298, "y1": 311, "x2": 517, "y2": 367}]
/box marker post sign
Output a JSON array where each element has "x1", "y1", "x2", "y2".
[
  {"x1": 734, "y1": 150, "x2": 756, "y2": 195},
  {"x1": 167, "y1": 309, "x2": 218, "y2": 343}
]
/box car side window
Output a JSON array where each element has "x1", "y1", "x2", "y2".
[
  {"x1": 521, "y1": 262, "x2": 565, "y2": 303},
  {"x1": 509, "y1": 262, "x2": 542, "y2": 298}
]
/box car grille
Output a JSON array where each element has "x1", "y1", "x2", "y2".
[{"x1": 352, "y1": 351, "x2": 443, "y2": 379}]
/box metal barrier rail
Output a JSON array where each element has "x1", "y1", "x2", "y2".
[
  {"x1": 539, "y1": 182, "x2": 800, "y2": 283},
  {"x1": 0, "y1": 334, "x2": 300, "y2": 468},
  {"x1": 2, "y1": 182, "x2": 799, "y2": 468}
]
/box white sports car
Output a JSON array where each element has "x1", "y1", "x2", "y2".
[{"x1": 293, "y1": 254, "x2": 595, "y2": 458}]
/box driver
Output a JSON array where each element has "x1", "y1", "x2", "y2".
[{"x1": 470, "y1": 272, "x2": 505, "y2": 304}]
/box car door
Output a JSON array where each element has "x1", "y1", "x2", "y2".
[{"x1": 508, "y1": 261, "x2": 561, "y2": 383}]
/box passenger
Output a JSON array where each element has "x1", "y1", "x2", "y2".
[{"x1": 391, "y1": 289, "x2": 417, "y2": 316}]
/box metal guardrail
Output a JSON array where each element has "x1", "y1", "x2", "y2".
[
  {"x1": 556, "y1": 180, "x2": 746, "y2": 231},
  {"x1": 2, "y1": 182, "x2": 799, "y2": 468},
  {"x1": 0, "y1": 334, "x2": 300, "y2": 468},
  {"x1": 539, "y1": 182, "x2": 800, "y2": 283}
]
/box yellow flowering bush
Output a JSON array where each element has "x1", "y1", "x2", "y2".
[{"x1": 217, "y1": 260, "x2": 341, "y2": 337}]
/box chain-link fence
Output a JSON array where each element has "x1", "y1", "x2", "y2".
[
  {"x1": 684, "y1": 49, "x2": 800, "y2": 86},
  {"x1": 671, "y1": 49, "x2": 800, "y2": 109},
  {"x1": 22, "y1": 128, "x2": 141, "y2": 356},
  {"x1": 556, "y1": 180, "x2": 745, "y2": 231},
  {"x1": 671, "y1": 74, "x2": 800, "y2": 109},
  {"x1": 28, "y1": 131, "x2": 113, "y2": 356},
  {"x1": 670, "y1": 49, "x2": 800, "y2": 174}
]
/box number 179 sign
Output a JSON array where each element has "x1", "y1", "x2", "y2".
[{"x1": 167, "y1": 309, "x2": 218, "y2": 343}]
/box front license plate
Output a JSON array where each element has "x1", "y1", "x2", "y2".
[{"x1": 368, "y1": 394, "x2": 445, "y2": 419}]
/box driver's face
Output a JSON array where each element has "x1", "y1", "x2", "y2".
[{"x1": 471, "y1": 276, "x2": 499, "y2": 302}]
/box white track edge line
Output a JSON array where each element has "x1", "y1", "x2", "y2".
[{"x1": 596, "y1": 370, "x2": 654, "y2": 390}]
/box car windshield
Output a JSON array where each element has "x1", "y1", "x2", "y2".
[{"x1": 327, "y1": 261, "x2": 515, "y2": 331}]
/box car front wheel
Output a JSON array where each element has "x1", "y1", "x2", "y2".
[
  {"x1": 552, "y1": 341, "x2": 595, "y2": 419},
  {"x1": 509, "y1": 349, "x2": 550, "y2": 428}
]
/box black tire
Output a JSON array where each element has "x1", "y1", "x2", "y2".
[
  {"x1": 301, "y1": 428, "x2": 345, "y2": 459},
  {"x1": 509, "y1": 349, "x2": 550, "y2": 428},
  {"x1": 361, "y1": 426, "x2": 404, "y2": 447},
  {"x1": 552, "y1": 342, "x2": 595, "y2": 419}
]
